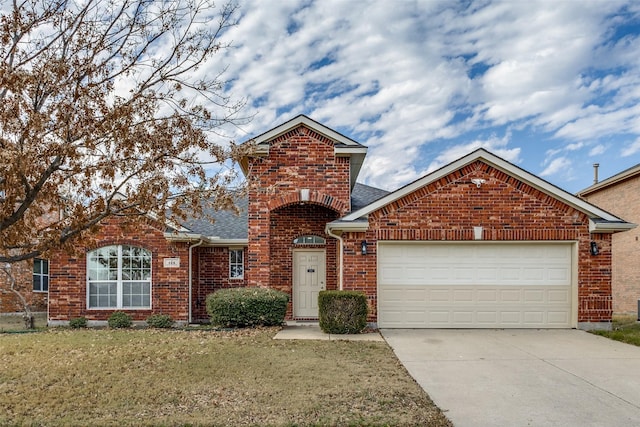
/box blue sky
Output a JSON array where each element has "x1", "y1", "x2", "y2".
[{"x1": 213, "y1": 0, "x2": 640, "y2": 193}]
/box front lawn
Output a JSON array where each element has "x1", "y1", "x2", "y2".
[
  {"x1": 592, "y1": 315, "x2": 640, "y2": 347},
  {"x1": 0, "y1": 327, "x2": 452, "y2": 426}
]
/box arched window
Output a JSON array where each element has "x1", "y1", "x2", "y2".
[
  {"x1": 293, "y1": 235, "x2": 326, "y2": 245},
  {"x1": 87, "y1": 245, "x2": 152, "y2": 309}
]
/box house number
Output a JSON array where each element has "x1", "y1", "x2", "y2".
[
  {"x1": 307, "y1": 268, "x2": 315, "y2": 273},
  {"x1": 163, "y1": 258, "x2": 180, "y2": 268}
]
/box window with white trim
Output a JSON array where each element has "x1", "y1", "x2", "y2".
[
  {"x1": 229, "y1": 248, "x2": 244, "y2": 279},
  {"x1": 87, "y1": 245, "x2": 151, "y2": 309},
  {"x1": 33, "y1": 258, "x2": 49, "y2": 292}
]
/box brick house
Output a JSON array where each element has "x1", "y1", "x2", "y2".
[
  {"x1": 0, "y1": 259, "x2": 48, "y2": 313},
  {"x1": 47, "y1": 115, "x2": 634, "y2": 330},
  {"x1": 579, "y1": 164, "x2": 640, "y2": 314}
]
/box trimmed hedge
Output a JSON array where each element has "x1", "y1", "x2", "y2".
[
  {"x1": 206, "y1": 287, "x2": 289, "y2": 328},
  {"x1": 108, "y1": 311, "x2": 132, "y2": 328},
  {"x1": 318, "y1": 290, "x2": 368, "y2": 334},
  {"x1": 146, "y1": 314, "x2": 174, "y2": 329},
  {"x1": 69, "y1": 317, "x2": 87, "y2": 329}
]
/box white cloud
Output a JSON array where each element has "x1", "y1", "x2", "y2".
[
  {"x1": 540, "y1": 157, "x2": 572, "y2": 178},
  {"x1": 622, "y1": 138, "x2": 640, "y2": 157},
  {"x1": 425, "y1": 133, "x2": 521, "y2": 175},
  {"x1": 201, "y1": 0, "x2": 640, "y2": 193},
  {"x1": 589, "y1": 144, "x2": 607, "y2": 156}
]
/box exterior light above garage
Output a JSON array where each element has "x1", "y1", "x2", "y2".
[
  {"x1": 361, "y1": 240, "x2": 368, "y2": 255},
  {"x1": 590, "y1": 241, "x2": 599, "y2": 256}
]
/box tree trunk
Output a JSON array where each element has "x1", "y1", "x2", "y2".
[{"x1": 2, "y1": 264, "x2": 34, "y2": 329}]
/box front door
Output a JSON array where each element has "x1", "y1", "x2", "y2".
[{"x1": 293, "y1": 250, "x2": 326, "y2": 318}]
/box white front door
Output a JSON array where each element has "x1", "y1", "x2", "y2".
[{"x1": 293, "y1": 250, "x2": 326, "y2": 318}]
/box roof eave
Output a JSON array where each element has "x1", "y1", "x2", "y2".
[
  {"x1": 326, "y1": 219, "x2": 370, "y2": 234},
  {"x1": 163, "y1": 233, "x2": 249, "y2": 245},
  {"x1": 589, "y1": 220, "x2": 637, "y2": 234},
  {"x1": 579, "y1": 164, "x2": 640, "y2": 197}
]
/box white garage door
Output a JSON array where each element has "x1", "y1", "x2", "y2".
[{"x1": 378, "y1": 242, "x2": 575, "y2": 328}]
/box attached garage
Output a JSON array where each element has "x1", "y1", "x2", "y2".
[
  {"x1": 327, "y1": 148, "x2": 635, "y2": 330},
  {"x1": 377, "y1": 242, "x2": 576, "y2": 328}
]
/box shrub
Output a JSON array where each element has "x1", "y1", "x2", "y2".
[
  {"x1": 206, "y1": 287, "x2": 289, "y2": 328},
  {"x1": 146, "y1": 313, "x2": 174, "y2": 329},
  {"x1": 108, "y1": 311, "x2": 132, "y2": 329},
  {"x1": 318, "y1": 291, "x2": 368, "y2": 334},
  {"x1": 69, "y1": 317, "x2": 87, "y2": 329}
]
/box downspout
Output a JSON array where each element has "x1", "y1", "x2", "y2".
[
  {"x1": 325, "y1": 226, "x2": 344, "y2": 291},
  {"x1": 188, "y1": 239, "x2": 204, "y2": 324}
]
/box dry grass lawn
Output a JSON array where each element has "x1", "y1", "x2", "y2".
[{"x1": 0, "y1": 327, "x2": 452, "y2": 426}]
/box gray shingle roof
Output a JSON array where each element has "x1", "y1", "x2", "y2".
[
  {"x1": 180, "y1": 183, "x2": 389, "y2": 239},
  {"x1": 351, "y1": 183, "x2": 390, "y2": 211},
  {"x1": 182, "y1": 195, "x2": 248, "y2": 239}
]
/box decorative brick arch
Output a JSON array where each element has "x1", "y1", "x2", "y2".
[{"x1": 267, "y1": 189, "x2": 348, "y2": 215}]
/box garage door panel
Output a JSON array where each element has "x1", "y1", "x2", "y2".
[
  {"x1": 477, "y1": 289, "x2": 498, "y2": 302},
  {"x1": 378, "y1": 243, "x2": 574, "y2": 328}
]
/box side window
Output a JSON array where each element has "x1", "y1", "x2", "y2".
[
  {"x1": 229, "y1": 248, "x2": 244, "y2": 279},
  {"x1": 33, "y1": 258, "x2": 49, "y2": 292},
  {"x1": 87, "y1": 245, "x2": 151, "y2": 309}
]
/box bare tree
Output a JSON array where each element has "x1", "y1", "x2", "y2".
[{"x1": 0, "y1": 0, "x2": 252, "y2": 327}]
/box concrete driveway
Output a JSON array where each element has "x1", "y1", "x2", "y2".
[{"x1": 381, "y1": 329, "x2": 640, "y2": 427}]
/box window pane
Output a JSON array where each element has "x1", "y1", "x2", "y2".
[
  {"x1": 89, "y1": 281, "x2": 117, "y2": 308},
  {"x1": 33, "y1": 276, "x2": 41, "y2": 292},
  {"x1": 88, "y1": 245, "x2": 151, "y2": 309},
  {"x1": 42, "y1": 276, "x2": 48, "y2": 291},
  {"x1": 34, "y1": 259, "x2": 41, "y2": 274}
]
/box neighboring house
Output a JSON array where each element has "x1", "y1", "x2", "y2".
[
  {"x1": 48, "y1": 115, "x2": 634, "y2": 330},
  {"x1": 0, "y1": 258, "x2": 49, "y2": 313},
  {"x1": 579, "y1": 164, "x2": 640, "y2": 314}
]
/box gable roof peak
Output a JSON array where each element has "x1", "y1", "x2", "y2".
[
  {"x1": 240, "y1": 115, "x2": 367, "y2": 189},
  {"x1": 336, "y1": 147, "x2": 633, "y2": 233}
]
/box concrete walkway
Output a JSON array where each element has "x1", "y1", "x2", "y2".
[
  {"x1": 382, "y1": 329, "x2": 640, "y2": 427},
  {"x1": 274, "y1": 325, "x2": 384, "y2": 341}
]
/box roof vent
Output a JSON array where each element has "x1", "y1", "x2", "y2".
[{"x1": 593, "y1": 163, "x2": 600, "y2": 185}]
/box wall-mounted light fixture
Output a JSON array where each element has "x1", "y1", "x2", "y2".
[
  {"x1": 590, "y1": 241, "x2": 599, "y2": 256},
  {"x1": 471, "y1": 178, "x2": 486, "y2": 188},
  {"x1": 361, "y1": 240, "x2": 368, "y2": 255}
]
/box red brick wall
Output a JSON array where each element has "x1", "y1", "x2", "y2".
[
  {"x1": 581, "y1": 177, "x2": 640, "y2": 314},
  {"x1": 341, "y1": 160, "x2": 613, "y2": 324},
  {"x1": 191, "y1": 246, "x2": 247, "y2": 322},
  {"x1": 0, "y1": 259, "x2": 48, "y2": 313},
  {"x1": 246, "y1": 124, "x2": 350, "y2": 301},
  {"x1": 49, "y1": 217, "x2": 191, "y2": 322}
]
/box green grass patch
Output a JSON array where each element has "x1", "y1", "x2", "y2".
[
  {"x1": 0, "y1": 327, "x2": 452, "y2": 426},
  {"x1": 591, "y1": 315, "x2": 640, "y2": 346}
]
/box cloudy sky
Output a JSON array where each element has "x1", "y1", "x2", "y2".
[{"x1": 214, "y1": 0, "x2": 640, "y2": 193}]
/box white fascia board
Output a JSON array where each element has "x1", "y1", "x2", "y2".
[
  {"x1": 253, "y1": 115, "x2": 363, "y2": 147},
  {"x1": 326, "y1": 220, "x2": 369, "y2": 234},
  {"x1": 335, "y1": 146, "x2": 368, "y2": 156},
  {"x1": 342, "y1": 148, "x2": 626, "y2": 223},
  {"x1": 204, "y1": 238, "x2": 248, "y2": 247},
  {"x1": 163, "y1": 232, "x2": 204, "y2": 242},
  {"x1": 589, "y1": 220, "x2": 637, "y2": 233},
  {"x1": 163, "y1": 233, "x2": 249, "y2": 246}
]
